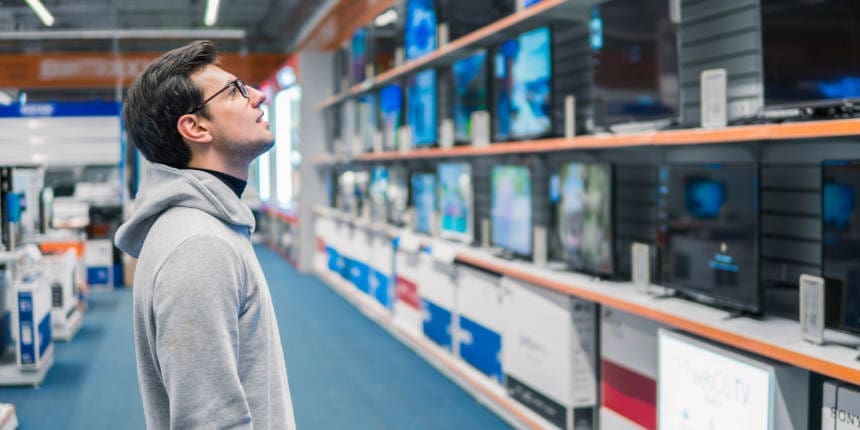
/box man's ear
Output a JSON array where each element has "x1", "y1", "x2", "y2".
[{"x1": 177, "y1": 113, "x2": 213, "y2": 145}]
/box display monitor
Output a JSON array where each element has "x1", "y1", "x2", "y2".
[
  {"x1": 493, "y1": 26, "x2": 552, "y2": 141},
  {"x1": 659, "y1": 163, "x2": 759, "y2": 313},
  {"x1": 351, "y1": 27, "x2": 370, "y2": 83},
  {"x1": 379, "y1": 84, "x2": 403, "y2": 150},
  {"x1": 491, "y1": 165, "x2": 533, "y2": 257},
  {"x1": 437, "y1": 0, "x2": 515, "y2": 41},
  {"x1": 438, "y1": 162, "x2": 473, "y2": 242},
  {"x1": 411, "y1": 172, "x2": 437, "y2": 234},
  {"x1": 407, "y1": 69, "x2": 438, "y2": 146},
  {"x1": 557, "y1": 162, "x2": 613, "y2": 275},
  {"x1": 354, "y1": 169, "x2": 370, "y2": 216},
  {"x1": 357, "y1": 94, "x2": 378, "y2": 152},
  {"x1": 404, "y1": 0, "x2": 437, "y2": 61},
  {"x1": 590, "y1": 0, "x2": 679, "y2": 127},
  {"x1": 762, "y1": 0, "x2": 860, "y2": 107},
  {"x1": 369, "y1": 166, "x2": 389, "y2": 221},
  {"x1": 387, "y1": 166, "x2": 409, "y2": 226},
  {"x1": 823, "y1": 161, "x2": 860, "y2": 333},
  {"x1": 453, "y1": 50, "x2": 489, "y2": 143}
]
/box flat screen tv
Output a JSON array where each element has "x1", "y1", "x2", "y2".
[
  {"x1": 338, "y1": 171, "x2": 356, "y2": 214},
  {"x1": 438, "y1": 162, "x2": 473, "y2": 243},
  {"x1": 493, "y1": 26, "x2": 552, "y2": 141},
  {"x1": 491, "y1": 165, "x2": 533, "y2": 257},
  {"x1": 379, "y1": 84, "x2": 403, "y2": 150},
  {"x1": 660, "y1": 163, "x2": 759, "y2": 314},
  {"x1": 590, "y1": 0, "x2": 678, "y2": 128},
  {"x1": 762, "y1": 0, "x2": 860, "y2": 107},
  {"x1": 387, "y1": 166, "x2": 409, "y2": 226},
  {"x1": 411, "y1": 172, "x2": 437, "y2": 234},
  {"x1": 823, "y1": 161, "x2": 860, "y2": 333},
  {"x1": 405, "y1": 0, "x2": 437, "y2": 61},
  {"x1": 357, "y1": 94, "x2": 377, "y2": 152},
  {"x1": 407, "y1": 69, "x2": 438, "y2": 147},
  {"x1": 371, "y1": 7, "x2": 402, "y2": 75},
  {"x1": 453, "y1": 50, "x2": 489, "y2": 143},
  {"x1": 370, "y1": 166, "x2": 389, "y2": 221},
  {"x1": 353, "y1": 169, "x2": 370, "y2": 216},
  {"x1": 558, "y1": 162, "x2": 613, "y2": 275},
  {"x1": 351, "y1": 27, "x2": 370, "y2": 84},
  {"x1": 437, "y1": 0, "x2": 515, "y2": 41}
]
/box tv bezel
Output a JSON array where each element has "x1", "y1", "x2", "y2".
[
  {"x1": 556, "y1": 161, "x2": 615, "y2": 277},
  {"x1": 437, "y1": 161, "x2": 474, "y2": 244},
  {"x1": 660, "y1": 163, "x2": 762, "y2": 315},
  {"x1": 490, "y1": 163, "x2": 534, "y2": 259},
  {"x1": 491, "y1": 25, "x2": 555, "y2": 143}
]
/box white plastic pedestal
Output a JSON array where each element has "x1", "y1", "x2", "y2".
[
  {"x1": 0, "y1": 348, "x2": 53, "y2": 387},
  {"x1": 52, "y1": 307, "x2": 83, "y2": 341},
  {"x1": 0, "y1": 404, "x2": 17, "y2": 430}
]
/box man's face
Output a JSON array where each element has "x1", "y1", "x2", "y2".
[{"x1": 190, "y1": 64, "x2": 274, "y2": 161}]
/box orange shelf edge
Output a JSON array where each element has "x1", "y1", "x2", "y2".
[{"x1": 454, "y1": 253, "x2": 860, "y2": 385}]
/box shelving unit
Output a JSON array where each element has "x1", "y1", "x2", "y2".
[
  {"x1": 316, "y1": 0, "x2": 595, "y2": 110},
  {"x1": 313, "y1": 208, "x2": 860, "y2": 387}
]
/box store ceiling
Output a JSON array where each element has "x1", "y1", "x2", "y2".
[{"x1": 0, "y1": 0, "x2": 333, "y2": 54}]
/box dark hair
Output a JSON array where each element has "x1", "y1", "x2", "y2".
[{"x1": 123, "y1": 40, "x2": 218, "y2": 168}]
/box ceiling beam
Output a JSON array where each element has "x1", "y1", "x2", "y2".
[{"x1": 0, "y1": 28, "x2": 247, "y2": 40}]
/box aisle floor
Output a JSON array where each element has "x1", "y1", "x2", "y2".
[{"x1": 0, "y1": 245, "x2": 510, "y2": 429}]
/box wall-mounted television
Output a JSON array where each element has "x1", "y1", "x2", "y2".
[
  {"x1": 558, "y1": 162, "x2": 613, "y2": 275},
  {"x1": 659, "y1": 163, "x2": 759, "y2": 314},
  {"x1": 407, "y1": 69, "x2": 438, "y2": 147},
  {"x1": 351, "y1": 27, "x2": 370, "y2": 84},
  {"x1": 762, "y1": 0, "x2": 860, "y2": 107},
  {"x1": 491, "y1": 165, "x2": 533, "y2": 257},
  {"x1": 369, "y1": 166, "x2": 389, "y2": 221},
  {"x1": 493, "y1": 26, "x2": 552, "y2": 141},
  {"x1": 405, "y1": 0, "x2": 437, "y2": 61},
  {"x1": 453, "y1": 50, "x2": 489, "y2": 143},
  {"x1": 411, "y1": 171, "x2": 437, "y2": 234},
  {"x1": 438, "y1": 162, "x2": 473, "y2": 243},
  {"x1": 590, "y1": 0, "x2": 679, "y2": 128},
  {"x1": 379, "y1": 84, "x2": 403, "y2": 151},
  {"x1": 387, "y1": 166, "x2": 410, "y2": 226},
  {"x1": 823, "y1": 161, "x2": 860, "y2": 334}
]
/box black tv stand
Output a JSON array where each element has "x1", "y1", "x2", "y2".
[{"x1": 721, "y1": 309, "x2": 760, "y2": 321}]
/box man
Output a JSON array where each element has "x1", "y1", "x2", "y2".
[{"x1": 115, "y1": 40, "x2": 296, "y2": 429}]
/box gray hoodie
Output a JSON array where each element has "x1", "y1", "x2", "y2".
[{"x1": 115, "y1": 163, "x2": 296, "y2": 429}]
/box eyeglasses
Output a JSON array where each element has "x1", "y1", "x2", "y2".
[{"x1": 188, "y1": 78, "x2": 249, "y2": 114}]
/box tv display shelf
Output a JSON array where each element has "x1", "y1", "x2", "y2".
[
  {"x1": 316, "y1": 0, "x2": 588, "y2": 110},
  {"x1": 313, "y1": 208, "x2": 860, "y2": 386},
  {"x1": 322, "y1": 118, "x2": 860, "y2": 163},
  {"x1": 261, "y1": 204, "x2": 300, "y2": 225}
]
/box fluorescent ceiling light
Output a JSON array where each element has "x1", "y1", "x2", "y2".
[
  {"x1": 204, "y1": 0, "x2": 220, "y2": 27},
  {"x1": 25, "y1": 0, "x2": 55, "y2": 27}
]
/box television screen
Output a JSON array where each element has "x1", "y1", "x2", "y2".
[
  {"x1": 438, "y1": 162, "x2": 473, "y2": 242},
  {"x1": 437, "y1": 0, "x2": 516, "y2": 41},
  {"x1": 379, "y1": 84, "x2": 403, "y2": 150},
  {"x1": 351, "y1": 27, "x2": 369, "y2": 83},
  {"x1": 762, "y1": 0, "x2": 860, "y2": 106},
  {"x1": 411, "y1": 172, "x2": 437, "y2": 234},
  {"x1": 372, "y1": 8, "x2": 401, "y2": 75},
  {"x1": 357, "y1": 94, "x2": 377, "y2": 152},
  {"x1": 453, "y1": 50, "x2": 489, "y2": 143},
  {"x1": 558, "y1": 162, "x2": 613, "y2": 275},
  {"x1": 823, "y1": 162, "x2": 860, "y2": 333},
  {"x1": 387, "y1": 166, "x2": 409, "y2": 226},
  {"x1": 407, "y1": 69, "x2": 438, "y2": 146},
  {"x1": 370, "y1": 166, "x2": 389, "y2": 220},
  {"x1": 405, "y1": 0, "x2": 437, "y2": 61},
  {"x1": 353, "y1": 169, "x2": 370, "y2": 216},
  {"x1": 491, "y1": 165, "x2": 533, "y2": 256},
  {"x1": 660, "y1": 164, "x2": 759, "y2": 313},
  {"x1": 590, "y1": 0, "x2": 678, "y2": 126},
  {"x1": 493, "y1": 26, "x2": 552, "y2": 141}
]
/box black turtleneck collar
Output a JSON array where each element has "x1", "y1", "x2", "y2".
[{"x1": 186, "y1": 168, "x2": 247, "y2": 198}]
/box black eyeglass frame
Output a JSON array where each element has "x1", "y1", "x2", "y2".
[{"x1": 188, "y1": 78, "x2": 249, "y2": 114}]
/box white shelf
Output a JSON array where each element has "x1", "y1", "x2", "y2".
[{"x1": 53, "y1": 307, "x2": 83, "y2": 342}]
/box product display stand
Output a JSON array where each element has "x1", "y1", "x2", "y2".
[
  {"x1": 0, "y1": 348, "x2": 52, "y2": 387},
  {"x1": 0, "y1": 404, "x2": 17, "y2": 430},
  {"x1": 52, "y1": 307, "x2": 83, "y2": 342}
]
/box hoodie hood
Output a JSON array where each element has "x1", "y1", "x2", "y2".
[{"x1": 115, "y1": 163, "x2": 255, "y2": 258}]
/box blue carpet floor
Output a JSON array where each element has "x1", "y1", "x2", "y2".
[{"x1": 0, "y1": 245, "x2": 510, "y2": 429}]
